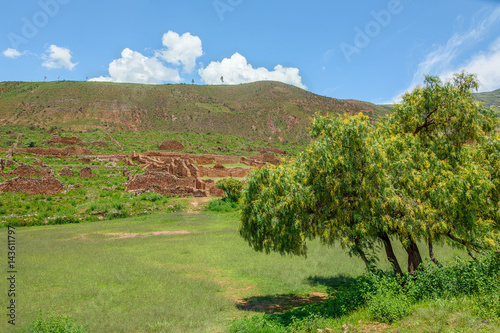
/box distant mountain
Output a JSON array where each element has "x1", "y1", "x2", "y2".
[
  {"x1": 475, "y1": 88, "x2": 500, "y2": 108},
  {"x1": 0, "y1": 81, "x2": 391, "y2": 144}
]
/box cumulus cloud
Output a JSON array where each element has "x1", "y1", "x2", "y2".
[
  {"x1": 156, "y1": 31, "x2": 203, "y2": 73},
  {"x1": 89, "y1": 48, "x2": 181, "y2": 84},
  {"x1": 198, "y1": 53, "x2": 306, "y2": 89},
  {"x1": 3, "y1": 48, "x2": 26, "y2": 59},
  {"x1": 385, "y1": 7, "x2": 500, "y2": 103},
  {"x1": 42, "y1": 45, "x2": 77, "y2": 70}
]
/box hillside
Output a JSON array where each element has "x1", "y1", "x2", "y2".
[
  {"x1": 475, "y1": 88, "x2": 500, "y2": 108},
  {"x1": 0, "y1": 81, "x2": 391, "y2": 144}
]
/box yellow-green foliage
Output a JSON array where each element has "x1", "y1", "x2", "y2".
[
  {"x1": 240, "y1": 72, "x2": 500, "y2": 273},
  {"x1": 215, "y1": 178, "x2": 244, "y2": 201}
]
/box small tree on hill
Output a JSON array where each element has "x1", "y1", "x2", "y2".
[{"x1": 239, "y1": 72, "x2": 500, "y2": 274}]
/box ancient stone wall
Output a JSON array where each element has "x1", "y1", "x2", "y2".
[
  {"x1": 79, "y1": 167, "x2": 95, "y2": 178},
  {"x1": 158, "y1": 140, "x2": 185, "y2": 151},
  {"x1": 9, "y1": 162, "x2": 54, "y2": 177},
  {"x1": 59, "y1": 168, "x2": 74, "y2": 177},
  {"x1": 125, "y1": 171, "x2": 210, "y2": 197},
  {"x1": 13, "y1": 147, "x2": 91, "y2": 156},
  {"x1": 46, "y1": 136, "x2": 84, "y2": 145},
  {"x1": 0, "y1": 176, "x2": 63, "y2": 195}
]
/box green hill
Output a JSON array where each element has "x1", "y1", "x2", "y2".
[
  {"x1": 0, "y1": 81, "x2": 390, "y2": 144},
  {"x1": 475, "y1": 88, "x2": 500, "y2": 108}
]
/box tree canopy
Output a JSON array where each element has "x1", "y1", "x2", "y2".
[
  {"x1": 239, "y1": 72, "x2": 500, "y2": 274},
  {"x1": 216, "y1": 178, "x2": 244, "y2": 202}
]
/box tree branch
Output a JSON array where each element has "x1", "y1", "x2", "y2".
[{"x1": 446, "y1": 232, "x2": 483, "y2": 253}]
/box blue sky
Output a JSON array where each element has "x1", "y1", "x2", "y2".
[{"x1": 1, "y1": 0, "x2": 500, "y2": 104}]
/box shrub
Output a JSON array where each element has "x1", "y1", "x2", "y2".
[
  {"x1": 29, "y1": 309, "x2": 88, "y2": 333},
  {"x1": 231, "y1": 255, "x2": 500, "y2": 329},
  {"x1": 105, "y1": 208, "x2": 129, "y2": 220},
  {"x1": 23, "y1": 139, "x2": 36, "y2": 148},
  {"x1": 367, "y1": 291, "x2": 411, "y2": 323},
  {"x1": 140, "y1": 192, "x2": 164, "y2": 202},
  {"x1": 404, "y1": 256, "x2": 500, "y2": 301},
  {"x1": 50, "y1": 216, "x2": 79, "y2": 225},
  {"x1": 216, "y1": 178, "x2": 244, "y2": 202},
  {"x1": 230, "y1": 315, "x2": 287, "y2": 333},
  {"x1": 206, "y1": 198, "x2": 239, "y2": 212}
]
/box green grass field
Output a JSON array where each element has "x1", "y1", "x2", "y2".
[{"x1": 0, "y1": 209, "x2": 473, "y2": 333}]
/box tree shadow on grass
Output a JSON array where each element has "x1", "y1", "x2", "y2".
[
  {"x1": 236, "y1": 274, "x2": 356, "y2": 315},
  {"x1": 236, "y1": 293, "x2": 328, "y2": 314},
  {"x1": 305, "y1": 274, "x2": 356, "y2": 289}
]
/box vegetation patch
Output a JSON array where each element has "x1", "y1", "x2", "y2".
[{"x1": 29, "y1": 309, "x2": 88, "y2": 333}]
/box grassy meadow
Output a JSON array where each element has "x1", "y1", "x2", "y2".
[
  {"x1": 0, "y1": 208, "x2": 489, "y2": 333},
  {"x1": 0, "y1": 81, "x2": 499, "y2": 332}
]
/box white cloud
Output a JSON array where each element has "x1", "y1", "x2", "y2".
[
  {"x1": 3, "y1": 48, "x2": 26, "y2": 59},
  {"x1": 89, "y1": 48, "x2": 181, "y2": 84},
  {"x1": 440, "y1": 37, "x2": 500, "y2": 92},
  {"x1": 386, "y1": 7, "x2": 500, "y2": 103},
  {"x1": 198, "y1": 52, "x2": 306, "y2": 89},
  {"x1": 42, "y1": 45, "x2": 77, "y2": 70},
  {"x1": 156, "y1": 31, "x2": 203, "y2": 73}
]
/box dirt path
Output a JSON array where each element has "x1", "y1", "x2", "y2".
[{"x1": 187, "y1": 197, "x2": 213, "y2": 213}]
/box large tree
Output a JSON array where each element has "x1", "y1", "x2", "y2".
[{"x1": 239, "y1": 72, "x2": 500, "y2": 274}]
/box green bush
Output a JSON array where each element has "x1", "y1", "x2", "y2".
[
  {"x1": 405, "y1": 256, "x2": 500, "y2": 301},
  {"x1": 231, "y1": 255, "x2": 500, "y2": 329},
  {"x1": 367, "y1": 291, "x2": 411, "y2": 323},
  {"x1": 140, "y1": 192, "x2": 164, "y2": 202},
  {"x1": 230, "y1": 315, "x2": 287, "y2": 333},
  {"x1": 206, "y1": 198, "x2": 239, "y2": 212},
  {"x1": 50, "y1": 216, "x2": 79, "y2": 225},
  {"x1": 215, "y1": 178, "x2": 244, "y2": 201},
  {"x1": 105, "y1": 208, "x2": 129, "y2": 220},
  {"x1": 23, "y1": 139, "x2": 36, "y2": 148},
  {"x1": 29, "y1": 310, "x2": 88, "y2": 333}
]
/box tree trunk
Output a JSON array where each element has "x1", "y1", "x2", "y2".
[
  {"x1": 354, "y1": 237, "x2": 373, "y2": 272},
  {"x1": 378, "y1": 233, "x2": 403, "y2": 276},
  {"x1": 405, "y1": 239, "x2": 423, "y2": 274},
  {"x1": 428, "y1": 239, "x2": 440, "y2": 266},
  {"x1": 358, "y1": 249, "x2": 371, "y2": 270}
]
